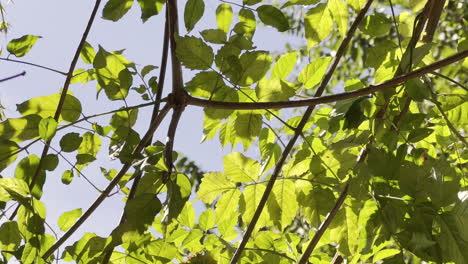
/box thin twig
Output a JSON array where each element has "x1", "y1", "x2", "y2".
[
  {"x1": 229, "y1": 0, "x2": 374, "y2": 262},
  {"x1": 430, "y1": 71, "x2": 468, "y2": 92},
  {"x1": 42, "y1": 103, "x2": 171, "y2": 259},
  {"x1": 0, "y1": 57, "x2": 67, "y2": 75},
  {"x1": 0, "y1": 71, "x2": 26, "y2": 82},
  {"x1": 187, "y1": 51, "x2": 468, "y2": 110}
]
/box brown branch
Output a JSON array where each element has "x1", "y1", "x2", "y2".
[
  {"x1": 229, "y1": 0, "x2": 375, "y2": 262},
  {"x1": 0, "y1": 57, "x2": 67, "y2": 75},
  {"x1": 331, "y1": 252, "x2": 344, "y2": 264},
  {"x1": 298, "y1": 183, "x2": 349, "y2": 264},
  {"x1": 187, "y1": 50, "x2": 468, "y2": 111},
  {"x1": 0, "y1": 71, "x2": 26, "y2": 82},
  {"x1": 42, "y1": 103, "x2": 172, "y2": 259},
  {"x1": 9, "y1": 0, "x2": 103, "y2": 221},
  {"x1": 100, "y1": 12, "x2": 170, "y2": 263}
]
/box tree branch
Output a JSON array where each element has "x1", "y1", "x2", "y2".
[
  {"x1": 229, "y1": 0, "x2": 374, "y2": 262},
  {"x1": 188, "y1": 49, "x2": 468, "y2": 111},
  {"x1": 42, "y1": 103, "x2": 172, "y2": 259}
]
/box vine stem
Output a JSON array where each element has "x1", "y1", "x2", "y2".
[
  {"x1": 42, "y1": 103, "x2": 172, "y2": 259},
  {"x1": 8, "y1": 0, "x2": 103, "y2": 221},
  {"x1": 187, "y1": 50, "x2": 468, "y2": 110},
  {"x1": 229, "y1": 0, "x2": 374, "y2": 262}
]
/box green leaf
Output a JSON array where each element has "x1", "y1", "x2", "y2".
[
  {"x1": 77, "y1": 132, "x2": 101, "y2": 169},
  {"x1": 240, "y1": 184, "x2": 270, "y2": 229},
  {"x1": 0, "y1": 115, "x2": 41, "y2": 142},
  {"x1": 184, "y1": 0, "x2": 204, "y2": 32},
  {"x1": 406, "y1": 79, "x2": 431, "y2": 102},
  {"x1": 298, "y1": 57, "x2": 332, "y2": 89},
  {"x1": 407, "y1": 128, "x2": 433, "y2": 143},
  {"x1": 185, "y1": 71, "x2": 225, "y2": 98},
  {"x1": 175, "y1": 35, "x2": 214, "y2": 70},
  {"x1": 0, "y1": 140, "x2": 19, "y2": 172},
  {"x1": 61, "y1": 170, "x2": 73, "y2": 185},
  {"x1": 94, "y1": 46, "x2": 134, "y2": 100},
  {"x1": 198, "y1": 209, "x2": 215, "y2": 231},
  {"x1": 0, "y1": 178, "x2": 29, "y2": 202},
  {"x1": 141, "y1": 65, "x2": 158, "y2": 77},
  {"x1": 328, "y1": 0, "x2": 348, "y2": 38},
  {"x1": 177, "y1": 202, "x2": 195, "y2": 228},
  {"x1": 216, "y1": 4, "x2": 233, "y2": 33},
  {"x1": 238, "y1": 51, "x2": 272, "y2": 86},
  {"x1": 234, "y1": 9, "x2": 256, "y2": 38},
  {"x1": 224, "y1": 152, "x2": 260, "y2": 182},
  {"x1": 17, "y1": 93, "x2": 82, "y2": 122},
  {"x1": 7, "y1": 35, "x2": 41, "y2": 57},
  {"x1": 38, "y1": 117, "x2": 57, "y2": 141},
  {"x1": 58, "y1": 208, "x2": 82, "y2": 231},
  {"x1": 304, "y1": 4, "x2": 333, "y2": 50},
  {"x1": 346, "y1": 0, "x2": 366, "y2": 10},
  {"x1": 256, "y1": 78, "x2": 295, "y2": 102},
  {"x1": 0, "y1": 221, "x2": 21, "y2": 259},
  {"x1": 234, "y1": 111, "x2": 262, "y2": 150},
  {"x1": 359, "y1": 13, "x2": 391, "y2": 37},
  {"x1": 282, "y1": 0, "x2": 320, "y2": 8},
  {"x1": 445, "y1": 101, "x2": 467, "y2": 126},
  {"x1": 201, "y1": 29, "x2": 227, "y2": 44},
  {"x1": 102, "y1": 0, "x2": 133, "y2": 21},
  {"x1": 268, "y1": 180, "x2": 299, "y2": 230},
  {"x1": 60, "y1": 133, "x2": 83, "y2": 152},
  {"x1": 125, "y1": 193, "x2": 161, "y2": 227},
  {"x1": 137, "y1": 0, "x2": 165, "y2": 22},
  {"x1": 42, "y1": 154, "x2": 59, "y2": 171},
  {"x1": 257, "y1": 5, "x2": 289, "y2": 32},
  {"x1": 197, "y1": 172, "x2": 236, "y2": 203},
  {"x1": 14, "y1": 155, "x2": 45, "y2": 199},
  {"x1": 80, "y1": 41, "x2": 95, "y2": 64},
  {"x1": 271, "y1": 51, "x2": 298, "y2": 79}
]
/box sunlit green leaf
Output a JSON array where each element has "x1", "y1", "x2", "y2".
[
  {"x1": 328, "y1": 0, "x2": 348, "y2": 38},
  {"x1": 38, "y1": 117, "x2": 57, "y2": 141},
  {"x1": 271, "y1": 51, "x2": 298, "y2": 79},
  {"x1": 0, "y1": 140, "x2": 19, "y2": 172},
  {"x1": 58, "y1": 208, "x2": 82, "y2": 231},
  {"x1": 0, "y1": 221, "x2": 21, "y2": 259},
  {"x1": 234, "y1": 9, "x2": 256, "y2": 38},
  {"x1": 238, "y1": 51, "x2": 272, "y2": 86},
  {"x1": 0, "y1": 115, "x2": 41, "y2": 142},
  {"x1": 304, "y1": 4, "x2": 333, "y2": 50},
  {"x1": 224, "y1": 152, "x2": 260, "y2": 182},
  {"x1": 198, "y1": 209, "x2": 215, "y2": 231},
  {"x1": 216, "y1": 4, "x2": 233, "y2": 33},
  {"x1": 298, "y1": 57, "x2": 332, "y2": 89},
  {"x1": 0, "y1": 178, "x2": 29, "y2": 202},
  {"x1": 7, "y1": 35, "x2": 41, "y2": 57},
  {"x1": 17, "y1": 93, "x2": 82, "y2": 122},
  {"x1": 240, "y1": 184, "x2": 270, "y2": 229},
  {"x1": 197, "y1": 172, "x2": 236, "y2": 204},
  {"x1": 102, "y1": 0, "x2": 133, "y2": 21},
  {"x1": 61, "y1": 170, "x2": 73, "y2": 185},
  {"x1": 137, "y1": 0, "x2": 165, "y2": 22},
  {"x1": 14, "y1": 155, "x2": 45, "y2": 199},
  {"x1": 201, "y1": 29, "x2": 227, "y2": 44}
]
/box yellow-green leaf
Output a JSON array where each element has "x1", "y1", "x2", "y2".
[
  {"x1": 216, "y1": 4, "x2": 233, "y2": 33},
  {"x1": 7, "y1": 35, "x2": 41, "y2": 57},
  {"x1": 58, "y1": 208, "x2": 82, "y2": 231}
]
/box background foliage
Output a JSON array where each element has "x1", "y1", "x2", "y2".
[{"x1": 0, "y1": 0, "x2": 467, "y2": 263}]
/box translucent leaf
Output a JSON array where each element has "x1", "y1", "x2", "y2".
[
  {"x1": 256, "y1": 78, "x2": 295, "y2": 102},
  {"x1": 238, "y1": 51, "x2": 272, "y2": 86},
  {"x1": 15, "y1": 155, "x2": 45, "y2": 199},
  {"x1": 177, "y1": 202, "x2": 195, "y2": 228},
  {"x1": 58, "y1": 208, "x2": 82, "y2": 231},
  {"x1": 7, "y1": 35, "x2": 41, "y2": 57},
  {"x1": 257, "y1": 5, "x2": 289, "y2": 32},
  {"x1": 197, "y1": 172, "x2": 236, "y2": 203},
  {"x1": 328, "y1": 0, "x2": 348, "y2": 38},
  {"x1": 0, "y1": 221, "x2": 21, "y2": 259},
  {"x1": 184, "y1": 0, "x2": 204, "y2": 32},
  {"x1": 269, "y1": 180, "x2": 299, "y2": 230},
  {"x1": 298, "y1": 57, "x2": 332, "y2": 89},
  {"x1": 0, "y1": 178, "x2": 29, "y2": 202},
  {"x1": 77, "y1": 132, "x2": 101, "y2": 170},
  {"x1": 175, "y1": 36, "x2": 214, "y2": 70},
  {"x1": 125, "y1": 193, "x2": 161, "y2": 227},
  {"x1": 102, "y1": 0, "x2": 133, "y2": 21},
  {"x1": 141, "y1": 65, "x2": 158, "y2": 77},
  {"x1": 446, "y1": 101, "x2": 467, "y2": 126},
  {"x1": 93, "y1": 46, "x2": 134, "y2": 100},
  {"x1": 80, "y1": 41, "x2": 95, "y2": 64},
  {"x1": 407, "y1": 128, "x2": 433, "y2": 143},
  {"x1": 216, "y1": 4, "x2": 233, "y2": 33},
  {"x1": 61, "y1": 170, "x2": 73, "y2": 185},
  {"x1": 240, "y1": 184, "x2": 270, "y2": 229},
  {"x1": 42, "y1": 154, "x2": 58, "y2": 171},
  {"x1": 234, "y1": 111, "x2": 262, "y2": 150},
  {"x1": 38, "y1": 117, "x2": 57, "y2": 141},
  {"x1": 137, "y1": 0, "x2": 165, "y2": 22},
  {"x1": 234, "y1": 9, "x2": 256, "y2": 38},
  {"x1": 346, "y1": 0, "x2": 366, "y2": 10},
  {"x1": 0, "y1": 140, "x2": 19, "y2": 173},
  {"x1": 198, "y1": 209, "x2": 215, "y2": 231},
  {"x1": 223, "y1": 152, "x2": 260, "y2": 182},
  {"x1": 16, "y1": 93, "x2": 82, "y2": 122},
  {"x1": 304, "y1": 4, "x2": 333, "y2": 50},
  {"x1": 271, "y1": 51, "x2": 298, "y2": 79},
  {"x1": 282, "y1": 0, "x2": 320, "y2": 8},
  {"x1": 359, "y1": 13, "x2": 391, "y2": 37},
  {"x1": 60, "y1": 132, "x2": 83, "y2": 153},
  {"x1": 0, "y1": 115, "x2": 41, "y2": 142}
]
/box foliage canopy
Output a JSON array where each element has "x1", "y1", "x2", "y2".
[{"x1": 0, "y1": 0, "x2": 467, "y2": 263}]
